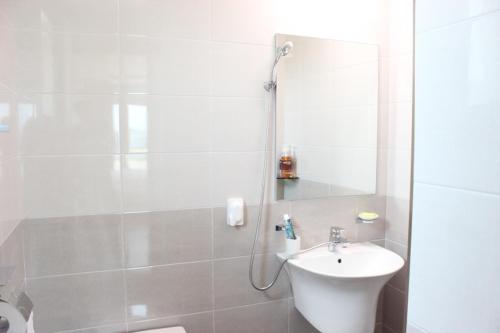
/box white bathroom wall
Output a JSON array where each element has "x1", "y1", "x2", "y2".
[
  {"x1": 0, "y1": 0, "x2": 414, "y2": 332},
  {"x1": 0, "y1": 0, "x2": 390, "y2": 219},
  {"x1": 408, "y1": 1, "x2": 500, "y2": 332}
]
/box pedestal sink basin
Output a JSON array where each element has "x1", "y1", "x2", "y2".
[{"x1": 278, "y1": 242, "x2": 404, "y2": 333}]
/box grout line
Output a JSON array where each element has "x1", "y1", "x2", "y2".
[
  {"x1": 385, "y1": 238, "x2": 408, "y2": 249},
  {"x1": 414, "y1": 181, "x2": 500, "y2": 198},
  {"x1": 56, "y1": 322, "x2": 127, "y2": 333},
  {"x1": 116, "y1": 1, "x2": 129, "y2": 326},
  {"x1": 20, "y1": 151, "x2": 271, "y2": 158},
  {"x1": 415, "y1": 7, "x2": 500, "y2": 35},
  {"x1": 26, "y1": 268, "x2": 127, "y2": 281},
  {"x1": 26, "y1": 257, "x2": 219, "y2": 280},
  {"x1": 383, "y1": 324, "x2": 399, "y2": 333},
  {"x1": 385, "y1": 283, "x2": 406, "y2": 296},
  {"x1": 209, "y1": 2, "x2": 216, "y2": 328},
  {"x1": 20, "y1": 221, "x2": 28, "y2": 289},
  {"x1": 213, "y1": 299, "x2": 287, "y2": 313},
  {"x1": 0, "y1": 27, "x2": 273, "y2": 49},
  {"x1": 23, "y1": 248, "x2": 288, "y2": 281},
  {"x1": 287, "y1": 297, "x2": 291, "y2": 333}
]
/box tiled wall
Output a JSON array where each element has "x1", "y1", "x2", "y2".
[
  {"x1": 408, "y1": 1, "x2": 500, "y2": 333},
  {"x1": 0, "y1": 24, "x2": 26, "y2": 295},
  {"x1": 22, "y1": 200, "x2": 386, "y2": 333},
  {"x1": 0, "y1": 0, "x2": 413, "y2": 332},
  {"x1": 379, "y1": 1, "x2": 414, "y2": 333}
]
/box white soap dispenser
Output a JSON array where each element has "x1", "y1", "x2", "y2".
[{"x1": 226, "y1": 197, "x2": 244, "y2": 226}]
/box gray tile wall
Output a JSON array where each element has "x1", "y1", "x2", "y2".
[
  {"x1": 0, "y1": 226, "x2": 25, "y2": 297},
  {"x1": 23, "y1": 197, "x2": 386, "y2": 333}
]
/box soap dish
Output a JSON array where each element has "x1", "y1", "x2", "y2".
[{"x1": 357, "y1": 212, "x2": 379, "y2": 224}]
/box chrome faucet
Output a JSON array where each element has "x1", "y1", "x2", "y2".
[{"x1": 329, "y1": 226, "x2": 347, "y2": 252}]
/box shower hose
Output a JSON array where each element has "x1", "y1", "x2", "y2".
[{"x1": 247, "y1": 83, "x2": 331, "y2": 291}]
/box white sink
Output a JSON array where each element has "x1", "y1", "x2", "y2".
[{"x1": 278, "y1": 242, "x2": 404, "y2": 333}]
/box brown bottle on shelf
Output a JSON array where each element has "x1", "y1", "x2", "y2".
[{"x1": 279, "y1": 145, "x2": 296, "y2": 178}]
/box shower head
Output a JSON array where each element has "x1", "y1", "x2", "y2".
[
  {"x1": 279, "y1": 41, "x2": 294, "y2": 57},
  {"x1": 264, "y1": 41, "x2": 294, "y2": 92}
]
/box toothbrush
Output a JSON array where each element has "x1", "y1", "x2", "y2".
[{"x1": 283, "y1": 214, "x2": 297, "y2": 240}]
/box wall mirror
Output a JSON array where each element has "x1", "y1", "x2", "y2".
[{"x1": 275, "y1": 34, "x2": 379, "y2": 200}]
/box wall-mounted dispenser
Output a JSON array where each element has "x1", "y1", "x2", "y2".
[{"x1": 226, "y1": 197, "x2": 244, "y2": 226}]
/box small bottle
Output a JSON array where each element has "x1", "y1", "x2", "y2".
[{"x1": 279, "y1": 145, "x2": 296, "y2": 178}]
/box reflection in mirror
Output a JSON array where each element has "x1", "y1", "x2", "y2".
[{"x1": 275, "y1": 34, "x2": 379, "y2": 200}]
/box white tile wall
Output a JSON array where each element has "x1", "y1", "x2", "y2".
[
  {"x1": 120, "y1": 36, "x2": 211, "y2": 95},
  {"x1": 19, "y1": 94, "x2": 120, "y2": 155},
  {"x1": 212, "y1": 0, "x2": 276, "y2": 45},
  {"x1": 414, "y1": 11, "x2": 500, "y2": 194},
  {"x1": 23, "y1": 155, "x2": 122, "y2": 218},
  {"x1": 211, "y1": 97, "x2": 266, "y2": 152},
  {"x1": 121, "y1": 95, "x2": 211, "y2": 153},
  {"x1": 122, "y1": 153, "x2": 211, "y2": 212},
  {"x1": 415, "y1": 0, "x2": 500, "y2": 33},
  {"x1": 1, "y1": 1, "x2": 415, "y2": 332},
  {"x1": 1, "y1": 0, "x2": 414, "y2": 221},
  {"x1": 211, "y1": 152, "x2": 264, "y2": 207},
  {"x1": 409, "y1": 184, "x2": 500, "y2": 332},
  {"x1": 409, "y1": 5, "x2": 500, "y2": 333},
  {"x1": 210, "y1": 42, "x2": 273, "y2": 98},
  {"x1": 0, "y1": 0, "x2": 119, "y2": 33},
  {"x1": 120, "y1": 0, "x2": 211, "y2": 40}
]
